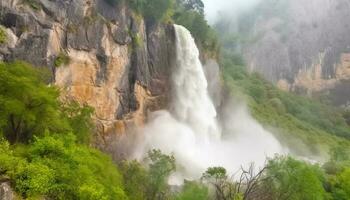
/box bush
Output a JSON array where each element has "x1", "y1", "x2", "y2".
[
  {"x1": 0, "y1": 62, "x2": 71, "y2": 143},
  {"x1": 23, "y1": 0, "x2": 42, "y2": 10},
  {"x1": 128, "y1": 0, "x2": 174, "y2": 23},
  {"x1": 174, "y1": 10, "x2": 218, "y2": 54},
  {"x1": 175, "y1": 181, "x2": 209, "y2": 200},
  {"x1": 264, "y1": 156, "x2": 327, "y2": 200},
  {"x1": 0, "y1": 27, "x2": 7, "y2": 44},
  {"x1": 54, "y1": 52, "x2": 70, "y2": 67},
  {"x1": 3, "y1": 135, "x2": 128, "y2": 199}
]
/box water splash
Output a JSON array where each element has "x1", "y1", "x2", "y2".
[{"x1": 133, "y1": 25, "x2": 286, "y2": 185}]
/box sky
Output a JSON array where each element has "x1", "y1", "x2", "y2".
[{"x1": 202, "y1": 0, "x2": 261, "y2": 23}]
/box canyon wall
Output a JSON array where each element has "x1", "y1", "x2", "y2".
[
  {"x1": 238, "y1": 0, "x2": 350, "y2": 105},
  {"x1": 0, "y1": 0, "x2": 176, "y2": 158}
]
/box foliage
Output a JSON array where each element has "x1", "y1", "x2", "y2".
[
  {"x1": 327, "y1": 167, "x2": 350, "y2": 199},
  {"x1": 126, "y1": 0, "x2": 218, "y2": 54},
  {"x1": 0, "y1": 135, "x2": 128, "y2": 199},
  {"x1": 147, "y1": 149, "x2": 176, "y2": 200},
  {"x1": 264, "y1": 156, "x2": 327, "y2": 200},
  {"x1": 0, "y1": 61, "x2": 130, "y2": 199},
  {"x1": 220, "y1": 52, "x2": 350, "y2": 156},
  {"x1": 54, "y1": 51, "x2": 70, "y2": 67},
  {"x1": 23, "y1": 0, "x2": 42, "y2": 10},
  {"x1": 128, "y1": 0, "x2": 175, "y2": 23},
  {"x1": 120, "y1": 160, "x2": 149, "y2": 200},
  {"x1": 173, "y1": 8, "x2": 218, "y2": 55},
  {"x1": 175, "y1": 181, "x2": 209, "y2": 200},
  {"x1": 60, "y1": 101, "x2": 94, "y2": 144},
  {"x1": 120, "y1": 150, "x2": 176, "y2": 200},
  {"x1": 0, "y1": 62, "x2": 70, "y2": 143},
  {"x1": 0, "y1": 27, "x2": 7, "y2": 44},
  {"x1": 143, "y1": 0, "x2": 175, "y2": 23},
  {"x1": 178, "y1": 0, "x2": 204, "y2": 14}
]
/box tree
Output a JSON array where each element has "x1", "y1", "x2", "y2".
[
  {"x1": 264, "y1": 156, "x2": 326, "y2": 200},
  {"x1": 202, "y1": 165, "x2": 268, "y2": 200},
  {"x1": 60, "y1": 101, "x2": 94, "y2": 144},
  {"x1": 177, "y1": 0, "x2": 204, "y2": 14},
  {"x1": 175, "y1": 181, "x2": 209, "y2": 200},
  {"x1": 120, "y1": 160, "x2": 149, "y2": 200},
  {"x1": 0, "y1": 62, "x2": 70, "y2": 143},
  {"x1": 202, "y1": 167, "x2": 237, "y2": 200},
  {"x1": 146, "y1": 149, "x2": 176, "y2": 200}
]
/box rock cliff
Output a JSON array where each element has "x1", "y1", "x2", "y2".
[
  {"x1": 237, "y1": 0, "x2": 350, "y2": 105},
  {"x1": 0, "y1": 0, "x2": 176, "y2": 157}
]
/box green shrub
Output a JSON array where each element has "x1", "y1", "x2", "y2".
[
  {"x1": 54, "y1": 52, "x2": 70, "y2": 67},
  {"x1": 174, "y1": 10, "x2": 218, "y2": 54},
  {"x1": 0, "y1": 62, "x2": 71, "y2": 143},
  {"x1": 264, "y1": 156, "x2": 327, "y2": 200},
  {"x1": 0, "y1": 27, "x2": 7, "y2": 44},
  {"x1": 23, "y1": 0, "x2": 41, "y2": 10},
  {"x1": 175, "y1": 181, "x2": 209, "y2": 200},
  {"x1": 5, "y1": 135, "x2": 128, "y2": 199}
]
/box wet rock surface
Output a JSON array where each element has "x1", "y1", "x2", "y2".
[{"x1": 0, "y1": 0, "x2": 176, "y2": 158}]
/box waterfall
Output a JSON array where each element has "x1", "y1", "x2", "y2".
[
  {"x1": 134, "y1": 25, "x2": 286, "y2": 185},
  {"x1": 171, "y1": 25, "x2": 220, "y2": 141}
]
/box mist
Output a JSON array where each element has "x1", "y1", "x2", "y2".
[
  {"x1": 202, "y1": 0, "x2": 262, "y2": 23},
  {"x1": 131, "y1": 24, "x2": 287, "y2": 185}
]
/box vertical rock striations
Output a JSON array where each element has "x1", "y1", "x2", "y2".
[
  {"x1": 0, "y1": 0, "x2": 176, "y2": 156},
  {"x1": 234, "y1": 0, "x2": 350, "y2": 105}
]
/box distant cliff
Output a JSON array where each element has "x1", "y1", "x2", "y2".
[
  {"x1": 233, "y1": 0, "x2": 350, "y2": 106},
  {"x1": 0, "y1": 0, "x2": 176, "y2": 158}
]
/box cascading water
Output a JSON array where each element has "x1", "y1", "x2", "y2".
[
  {"x1": 134, "y1": 24, "x2": 286, "y2": 185},
  {"x1": 171, "y1": 25, "x2": 220, "y2": 142}
]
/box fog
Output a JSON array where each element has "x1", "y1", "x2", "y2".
[
  {"x1": 202, "y1": 0, "x2": 262, "y2": 23},
  {"x1": 131, "y1": 24, "x2": 287, "y2": 185}
]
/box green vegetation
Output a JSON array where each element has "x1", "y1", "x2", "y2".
[
  {"x1": 127, "y1": 0, "x2": 175, "y2": 23},
  {"x1": 173, "y1": 8, "x2": 218, "y2": 55},
  {"x1": 54, "y1": 52, "x2": 70, "y2": 68},
  {"x1": 198, "y1": 155, "x2": 350, "y2": 200},
  {"x1": 0, "y1": 135, "x2": 127, "y2": 199},
  {"x1": 0, "y1": 27, "x2": 7, "y2": 44},
  {"x1": 220, "y1": 51, "x2": 350, "y2": 156},
  {"x1": 23, "y1": 0, "x2": 42, "y2": 10},
  {"x1": 105, "y1": 0, "x2": 218, "y2": 54},
  {"x1": 265, "y1": 156, "x2": 326, "y2": 200},
  {"x1": 120, "y1": 150, "x2": 176, "y2": 200},
  {"x1": 0, "y1": 62, "x2": 126, "y2": 199},
  {"x1": 175, "y1": 181, "x2": 209, "y2": 200}
]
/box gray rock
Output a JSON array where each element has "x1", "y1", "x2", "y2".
[{"x1": 0, "y1": 181, "x2": 13, "y2": 200}]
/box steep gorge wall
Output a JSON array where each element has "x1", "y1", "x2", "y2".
[
  {"x1": 239, "y1": 0, "x2": 350, "y2": 105},
  {"x1": 0, "y1": 0, "x2": 176, "y2": 157}
]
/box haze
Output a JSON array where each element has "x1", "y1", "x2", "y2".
[{"x1": 203, "y1": 0, "x2": 262, "y2": 23}]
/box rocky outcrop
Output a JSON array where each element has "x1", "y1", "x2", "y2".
[
  {"x1": 237, "y1": 0, "x2": 350, "y2": 105},
  {"x1": 0, "y1": 0, "x2": 176, "y2": 158},
  {"x1": 0, "y1": 181, "x2": 13, "y2": 200}
]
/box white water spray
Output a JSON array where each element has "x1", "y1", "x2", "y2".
[
  {"x1": 171, "y1": 25, "x2": 220, "y2": 142},
  {"x1": 133, "y1": 25, "x2": 286, "y2": 184}
]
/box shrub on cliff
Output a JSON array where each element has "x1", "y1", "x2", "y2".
[
  {"x1": 173, "y1": 6, "x2": 218, "y2": 55},
  {"x1": 0, "y1": 27, "x2": 7, "y2": 44},
  {"x1": 128, "y1": 0, "x2": 175, "y2": 23}
]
